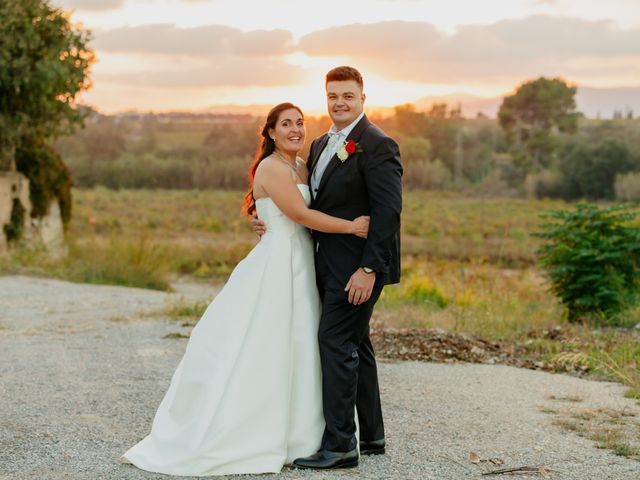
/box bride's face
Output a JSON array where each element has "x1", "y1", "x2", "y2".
[{"x1": 270, "y1": 108, "x2": 305, "y2": 154}]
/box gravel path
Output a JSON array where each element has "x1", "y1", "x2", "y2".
[{"x1": 1, "y1": 275, "x2": 639, "y2": 479}]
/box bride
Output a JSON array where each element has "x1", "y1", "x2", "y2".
[{"x1": 122, "y1": 102, "x2": 369, "y2": 476}]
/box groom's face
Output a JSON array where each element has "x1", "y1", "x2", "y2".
[{"x1": 326, "y1": 80, "x2": 365, "y2": 130}]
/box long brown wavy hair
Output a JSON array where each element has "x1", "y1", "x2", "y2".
[{"x1": 242, "y1": 102, "x2": 303, "y2": 217}]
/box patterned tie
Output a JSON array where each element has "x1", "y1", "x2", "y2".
[{"x1": 311, "y1": 133, "x2": 341, "y2": 194}]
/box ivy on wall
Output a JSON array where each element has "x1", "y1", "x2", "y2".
[
  {"x1": 15, "y1": 136, "x2": 72, "y2": 228},
  {"x1": 3, "y1": 197, "x2": 26, "y2": 242}
]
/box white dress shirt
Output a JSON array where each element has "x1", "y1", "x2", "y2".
[{"x1": 311, "y1": 111, "x2": 365, "y2": 193}]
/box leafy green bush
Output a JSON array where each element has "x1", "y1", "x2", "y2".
[{"x1": 535, "y1": 203, "x2": 640, "y2": 324}]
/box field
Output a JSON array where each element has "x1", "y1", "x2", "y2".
[{"x1": 3, "y1": 188, "x2": 639, "y2": 405}]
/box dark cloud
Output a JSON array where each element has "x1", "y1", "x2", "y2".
[
  {"x1": 94, "y1": 24, "x2": 294, "y2": 57},
  {"x1": 298, "y1": 15, "x2": 640, "y2": 84},
  {"x1": 59, "y1": 0, "x2": 125, "y2": 11}
]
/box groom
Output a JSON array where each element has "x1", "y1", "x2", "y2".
[{"x1": 255, "y1": 66, "x2": 402, "y2": 469}]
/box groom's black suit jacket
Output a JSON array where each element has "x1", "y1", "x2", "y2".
[{"x1": 308, "y1": 114, "x2": 402, "y2": 288}]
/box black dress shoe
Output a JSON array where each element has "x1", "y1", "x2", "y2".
[
  {"x1": 360, "y1": 438, "x2": 386, "y2": 455},
  {"x1": 293, "y1": 449, "x2": 359, "y2": 469}
]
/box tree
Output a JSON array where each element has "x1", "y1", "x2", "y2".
[
  {"x1": 398, "y1": 136, "x2": 431, "y2": 164},
  {"x1": 391, "y1": 103, "x2": 464, "y2": 180},
  {"x1": 391, "y1": 104, "x2": 428, "y2": 138},
  {"x1": 558, "y1": 139, "x2": 637, "y2": 200},
  {"x1": 203, "y1": 120, "x2": 261, "y2": 159},
  {"x1": 0, "y1": 0, "x2": 95, "y2": 171},
  {"x1": 0, "y1": 0, "x2": 94, "y2": 231},
  {"x1": 498, "y1": 77, "x2": 580, "y2": 171}
]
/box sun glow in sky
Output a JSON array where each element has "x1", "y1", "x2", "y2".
[{"x1": 57, "y1": 0, "x2": 640, "y2": 113}]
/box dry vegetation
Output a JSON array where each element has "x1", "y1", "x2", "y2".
[{"x1": 3, "y1": 188, "x2": 639, "y2": 421}]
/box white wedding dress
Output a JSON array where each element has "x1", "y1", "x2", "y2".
[{"x1": 124, "y1": 184, "x2": 324, "y2": 476}]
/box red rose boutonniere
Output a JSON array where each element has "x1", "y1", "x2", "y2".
[{"x1": 337, "y1": 140, "x2": 363, "y2": 162}]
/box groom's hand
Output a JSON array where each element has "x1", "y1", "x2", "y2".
[
  {"x1": 345, "y1": 268, "x2": 376, "y2": 305},
  {"x1": 251, "y1": 215, "x2": 267, "y2": 237}
]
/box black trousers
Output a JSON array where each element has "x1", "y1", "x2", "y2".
[{"x1": 315, "y1": 253, "x2": 385, "y2": 452}]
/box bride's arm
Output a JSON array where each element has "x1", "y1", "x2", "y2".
[{"x1": 259, "y1": 161, "x2": 369, "y2": 237}]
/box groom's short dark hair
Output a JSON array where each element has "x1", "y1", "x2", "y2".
[{"x1": 325, "y1": 66, "x2": 363, "y2": 89}]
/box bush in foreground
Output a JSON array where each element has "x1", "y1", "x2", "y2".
[{"x1": 535, "y1": 203, "x2": 640, "y2": 324}]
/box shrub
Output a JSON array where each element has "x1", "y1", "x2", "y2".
[
  {"x1": 62, "y1": 236, "x2": 171, "y2": 290},
  {"x1": 615, "y1": 171, "x2": 640, "y2": 202},
  {"x1": 534, "y1": 203, "x2": 640, "y2": 324},
  {"x1": 399, "y1": 136, "x2": 431, "y2": 164},
  {"x1": 472, "y1": 169, "x2": 516, "y2": 197},
  {"x1": 524, "y1": 169, "x2": 565, "y2": 199},
  {"x1": 403, "y1": 159, "x2": 451, "y2": 189},
  {"x1": 557, "y1": 139, "x2": 637, "y2": 200},
  {"x1": 382, "y1": 274, "x2": 449, "y2": 308}
]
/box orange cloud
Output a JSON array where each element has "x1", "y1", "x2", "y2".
[
  {"x1": 91, "y1": 24, "x2": 302, "y2": 88},
  {"x1": 96, "y1": 57, "x2": 304, "y2": 88},
  {"x1": 298, "y1": 16, "x2": 640, "y2": 85},
  {"x1": 59, "y1": 0, "x2": 124, "y2": 10},
  {"x1": 94, "y1": 24, "x2": 294, "y2": 57},
  {"x1": 85, "y1": 14, "x2": 640, "y2": 110}
]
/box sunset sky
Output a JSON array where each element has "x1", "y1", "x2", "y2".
[{"x1": 56, "y1": 0, "x2": 640, "y2": 114}]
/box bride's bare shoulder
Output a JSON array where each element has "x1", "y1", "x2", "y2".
[
  {"x1": 255, "y1": 155, "x2": 291, "y2": 182},
  {"x1": 256, "y1": 154, "x2": 278, "y2": 172},
  {"x1": 258, "y1": 154, "x2": 285, "y2": 168}
]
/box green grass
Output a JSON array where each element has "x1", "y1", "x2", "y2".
[
  {"x1": 1, "y1": 236, "x2": 171, "y2": 290},
  {"x1": 527, "y1": 331, "x2": 640, "y2": 401},
  {"x1": 4, "y1": 187, "x2": 564, "y2": 290},
  {"x1": 377, "y1": 257, "x2": 561, "y2": 339},
  {"x1": 165, "y1": 297, "x2": 209, "y2": 318},
  {"x1": 163, "y1": 332, "x2": 190, "y2": 339},
  {"x1": 549, "y1": 407, "x2": 640, "y2": 460},
  {"x1": 401, "y1": 192, "x2": 568, "y2": 265},
  {"x1": 68, "y1": 188, "x2": 566, "y2": 268}
]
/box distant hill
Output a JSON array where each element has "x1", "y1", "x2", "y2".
[
  {"x1": 120, "y1": 86, "x2": 639, "y2": 120},
  {"x1": 412, "y1": 86, "x2": 640, "y2": 119},
  {"x1": 576, "y1": 86, "x2": 640, "y2": 119},
  {"x1": 199, "y1": 104, "x2": 273, "y2": 116},
  {"x1": 413, "y1": 93, "x2": 501, "y2": 118}
]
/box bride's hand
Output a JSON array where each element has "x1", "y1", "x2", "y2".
[
  {"x1": 251, "y1": 215, "x2": 267, "y2": 237},
  {"x1": 351, "y1": 216, "x2": 370, "y2": 238}
]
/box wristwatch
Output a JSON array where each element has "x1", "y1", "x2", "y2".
[{"x1": 362, "y1": 267, "x2": 375, "y2": 274}]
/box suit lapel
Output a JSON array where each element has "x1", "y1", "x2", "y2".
[
  {"x1": 316, "y1": 115, "x2": 371, "y2": 197},
  {"x1": 309, "y1": 134, "x2": 329, "y2": 179}
]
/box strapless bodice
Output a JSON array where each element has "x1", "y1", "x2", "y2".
[{"x1": 255, "y1": 184, "x2": 311, "y2": 237}]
